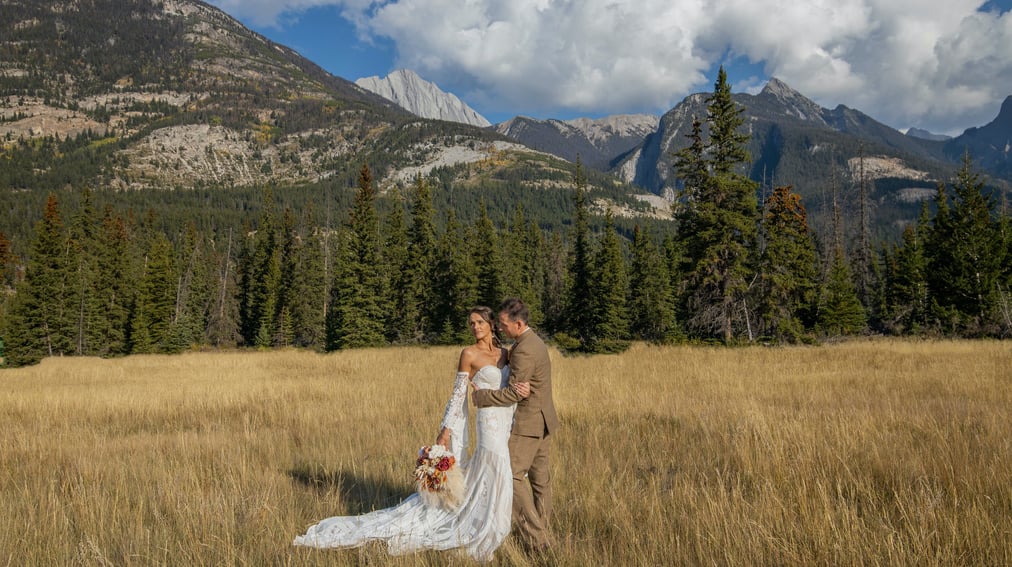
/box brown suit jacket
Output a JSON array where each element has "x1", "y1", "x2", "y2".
[{"x1": 473, "y1": 328, "x2": 559, "y2": 437}]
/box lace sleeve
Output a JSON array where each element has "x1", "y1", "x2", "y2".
[{"x1": 439, "y1": 372, "x2": 470, "y2": 463}]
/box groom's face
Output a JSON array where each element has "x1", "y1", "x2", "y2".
[{"x1": 498, "y1": 312, "x2": 520, "y2": 339}]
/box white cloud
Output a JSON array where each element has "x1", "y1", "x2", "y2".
[
  {"x1": 211, "y1": 0, "x2": 1012, "y2": 134},
  {"x1": 206, "y1": 0, "x2": 326, "y2": 27}
]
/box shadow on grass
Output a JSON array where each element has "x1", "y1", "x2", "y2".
[{"x1": 288, "y1": 462, "x2": 414, "y2": 515}]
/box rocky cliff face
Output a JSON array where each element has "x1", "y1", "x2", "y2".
[
  {"x1": 355, "y1": 69, "x2": 491, "y2": 127},
  {"x1": 493, "y1": 114, "x2": 657, "y2": 170},
  {"x1": 946, "y1": 95, "x2": 1012, "y2": 179}
]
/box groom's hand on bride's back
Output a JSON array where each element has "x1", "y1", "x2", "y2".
[{"x1": 512, "y1": 382, "x2": 531, "y2": 399}]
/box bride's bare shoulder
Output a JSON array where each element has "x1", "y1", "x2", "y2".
[{"x1": 457, "y1": 346, "x2": 478, "y2": 372}]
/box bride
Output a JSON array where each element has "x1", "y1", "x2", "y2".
[{"x1": 294, "y1": 306, "x2": 529, "y2": 562}]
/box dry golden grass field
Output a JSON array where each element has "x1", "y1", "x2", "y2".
[{"x1": 1, "y1": 340, "x2": 1009, "y2": 566}]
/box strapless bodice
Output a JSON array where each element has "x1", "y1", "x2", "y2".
[{"x1": 473, "y1": 365, "x2": 510, "y2": 390}]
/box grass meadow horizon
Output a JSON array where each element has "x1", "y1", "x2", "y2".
[{"x1": 1, "y1": 339, "x2": 1009, "y2": 565}]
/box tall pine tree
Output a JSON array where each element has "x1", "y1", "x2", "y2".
[
  {"x1": 501, "y1": 204, "x2": 546, "y2": 327},
  {"x1": 541, "y1": 231, "x2": 569, "y2": 335},
  {"x1": 675, "y1": 67, "x2": 758, "y2": 343},
  {"x1": 289, "y1": 222, "x2": 328, "y2": 349},
  {"x1": 381, "y1": 192, "x2": 411, "y2": 343},
  {"x1": 885, "y1": 221, "x2": 929, "y2": 334},
  {"x1": 432, "y1": 210, "x2": 478, "y2": 344},
  {"x1": 328, "y1": 164, "x2": 387, "y2": 349},
  {"x1": 564, "y1": 159, "x2": 595, "y2": 346},
  {"x1": 66, "y1": 188, "x2": 103, "y2": 355},
  {"x1": 237, "y1": 189, "x2": 282, "y2": 347},
  {"x1": 404, "y1": 175, "x2": 438, "y2": 341},
  {"x1": 94, "y1": 205, "x2": 134, "y2": 355},
  {"x1": 472, "y1": 202, "x2": 505, "y2": 309},
  {"x1": 588, "y1": 210, "x2": 629, "y2": 352},
  {"x1": 818, "y1": 248, "x2": 867, "y2": 335},
  {"x1": 5, "y1": 194, "x2": 71, "y2": 365},
  {"x1": 925, "y1": 154, "x2": 1006, "y2": 334},
  {"x1": 628, "y1": 225, "x2": 676, "y2": 342},
  {"x1": 129, "y1": 232, "x2": 176, "y2": 353},
  {"x1": 206, "y1": 227, "x2": 240, "y2": 347},
  {"x1": 756, "y1": 185, "x2": 819, "y2": 342}
]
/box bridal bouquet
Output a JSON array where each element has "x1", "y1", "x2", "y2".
[{"x1": 414, "y1": 444, "x2": 464, "y2": 511}]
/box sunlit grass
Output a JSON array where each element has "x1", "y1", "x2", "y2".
[{"x1": 1, "y1": 340, "x2": 1009, "y2": 565}]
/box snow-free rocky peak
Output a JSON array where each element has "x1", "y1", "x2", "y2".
[{"x1": 355, "y1": 69, "x2": 491, "y2": 127}]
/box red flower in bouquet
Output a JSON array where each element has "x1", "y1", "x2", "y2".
[{"x1": 436, "y1": 456, "x2": 452, "y2": 471}]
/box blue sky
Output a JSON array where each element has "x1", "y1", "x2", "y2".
[{"x1": 209, "y1": 1, "x2": 1012, "y2": 135}]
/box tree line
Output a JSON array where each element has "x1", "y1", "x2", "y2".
[{"x1": 1, "y1": 69, "x2": 1009, "y2": 366}]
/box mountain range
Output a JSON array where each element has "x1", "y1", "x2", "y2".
[
  {"x1": 491, "y1": 77, "x2": 1012, "y2": 232},
  {"x1": 355, "y1": 67, "x2": 1010, "y2": 237},
  {"x1": 1, "y1": 0, "x2": 1010, "y2": 241}
]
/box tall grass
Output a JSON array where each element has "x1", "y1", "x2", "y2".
[{"x1": 1, "y1": 340, "x2": 1008, "y2": 565}]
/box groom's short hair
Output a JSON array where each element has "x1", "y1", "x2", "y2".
[{"x1": 498, "y1": 297, "x2": 529, "y2": 324}]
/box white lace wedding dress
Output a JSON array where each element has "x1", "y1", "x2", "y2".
[{"x1": 294, "y1": 365, "x2": 515, "y2": 563}]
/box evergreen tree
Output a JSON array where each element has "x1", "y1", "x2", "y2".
[
  {"x1": 628, "y1": 225, "x2": 676, "y2": 342},
  {"x1": 66, "y1": 188, "x2": 103, "y2": 355},
  {"x1": 5, "y1": 194, "x2": 71, "y2": 365},
  {"x1": 925, "y1": 182, "x2": 959, "y2": 331},
  {"x1": 94, "y1": 205, "x2": 134, "y2": 355},
  {"x1": 867, "y1": 243, "x2": 889, "y2": 332},
  {"x1": 673, "y1": 116, "x2": 708, "y2": 212},
  {"x1": 925, "y1": 154, "x2": 1006, "y2": 334},
  {"x1": 432, "y1": 210, "x2": 477, "y2": 344},
  {"x1": 674, "y1": 67, "x2": 759, "y2": 343},
  {"x1": 541, "y1": 231, "x2": 568, "y2": 335},
  {"x1": 755, "y1": 185, "x2": 819, "y2": 342},
  {"x1": 671, "y1": 115, "x2": 705, "y2": 326},
  {"x1": 818, "y1": 248, "x2": 867, "y2": 335},
  {"x1": 287, "y1": 220, "x2": 327, "y2": 349},
  {"x1": 252, "y1": 221, "x2": 281, "y2": 349},
  {"x1": 564, "y1": 160, "x2": 595, "y2": 346},
  {"x1": 324, "y1": 230, "x2": 347, "y2": 351},
  {"x1": 501, "y1": 204, "x2": 545, "y2": 327},
  {"x1": 328, "y1": 164, "x2": 387, "y2": 349},
  {"x1": 206, "y1": 227, "x2": 240, "y2": 347},
  {"x1": 0, "y1": 231, "x2": 15, "y2": 289},
  {"x1": 473, "y1": 202, "x2": 504, "y2": 309},
  {"x1": 166, "y1": 223, "x2": 211, "y2": 352},
  {"x1": 852, "y1": 146, "x2": 877, "y2": 316},
  {"x1": 237, "y1": 190, "x2": 282, "y2": 347},
  {"x1": 885, "y1": 222, "x2": 929, "y2": 333},
  {"x1": 381, "y1": 193, "x2": 411, "y2": 342},
  {"x1": 877, "y1": 242, "x2": 898, "y2": 331},
  {"x1": 662, "y1": 233, "x2": 687, "y2": 337},
  {"x1": 274, "y1": 209, "x2": 301, "y2": 348},
  {"x1": 129, "y1": 232, "x2": 176, "y2": 353},
  {"x1": 235, "y1": 222, "x2": 256, "y2": 346},
  {"x1": 998, "y1": 198, "x2": 1012, "y2": 333},
  {"x1": 588, "y1": 210, "x2": 629, "y2": 352},
  {"x1": 404, "y1": 175, "x2": 438, "y2": 341},
  {"x1": 522, "y1": 213, "x2": 548, "y2": 327}
]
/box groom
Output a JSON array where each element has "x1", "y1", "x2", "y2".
[{"x1": 473, "y1": 297, "x2": 559, "y2": 553}]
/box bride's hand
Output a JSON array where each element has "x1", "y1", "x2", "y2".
[
  {"x1": 435, "y1": 428, "x2": 451, "y2": 448},
  {"x1": 512, "y1": 381, "x2": 531, "y2": 399}
]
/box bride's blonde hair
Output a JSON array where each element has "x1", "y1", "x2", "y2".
[{"x1": 469, "y1": 306, "x2": 502, "y2": 347}]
